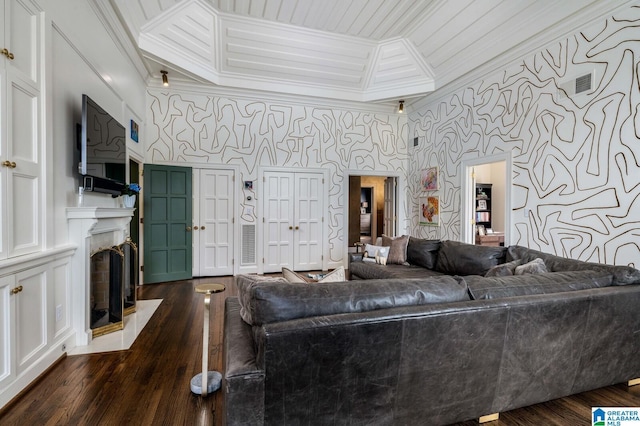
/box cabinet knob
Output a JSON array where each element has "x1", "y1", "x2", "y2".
[
  {"x1": 193, "y1": 226, "x2": 199, "y2": 230},
  {"x1": 295, "y1": 226, "x2": 299, "y2": 230},
  {"x1": 200, "y1": 226, "x2": 205, "y2": 230},
  {"x1": 10, "y1": 286, "x2": 23, "y2": 295},
  {"x1": 2, "y1": 160, "x2": 16, "y2": 168},
  {"x1": 186, "y1": 226, "x2": 192, "y2": 232},
  {"x1": 1, "y1": 48, "x2": 14, "y2": 60},
  {"x1": 289, "y1": 226, "x2": 293, "y2": 230}
]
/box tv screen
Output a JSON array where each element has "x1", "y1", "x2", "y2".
[{"x1": 80, "y1": 94, "x2": 126, "y2": 188}]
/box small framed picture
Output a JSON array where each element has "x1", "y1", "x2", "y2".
[
  {"x1": 130, "y1": 119, "x2": 139, "y2": 143},
  {"x1": 477, "y1": 199, "x2": 487, "y2": 210},
  {"x1": 421, "y1": 167, "x2": 438, "y2": 191},
  {"x1": 476, "y1": 225, "x2": 486, "y2": 236}
]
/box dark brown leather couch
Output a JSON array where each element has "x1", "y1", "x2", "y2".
[{"x1": 223, "y1": 240, "x2": 640, "y2": 425}]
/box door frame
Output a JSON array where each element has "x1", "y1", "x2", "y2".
[
  {"x1": 258, "y1": 166, "x2": 329, "y2": 274},
  {"x1": 344, "y1": 170, "x2": 404, "y2": 266},
  {"x1": 460, "y1": 152, "x2": 512, "y2": 245}
]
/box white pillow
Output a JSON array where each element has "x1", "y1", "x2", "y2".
[
  {"x1": 364, "y1": 244, "x2": 389, "y2": 260},
  {"x1": 316, "y1": 266, "x2": 345, "y2": 283},
  {"x1": 282, "y1": 267, "x2": 309, "y2": 283},
  {"x1": 282, "y1": 266, "x2": 345, "y2": 283}
]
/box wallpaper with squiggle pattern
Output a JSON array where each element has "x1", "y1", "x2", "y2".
[
  {"x1": 409, "y1": 6, "x2": 640, "y2": 267},
  {"x1": 146, "y1": 94, "x2": 408, "y2": 269}
]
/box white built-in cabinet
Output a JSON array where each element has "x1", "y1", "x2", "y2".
[
  {"x1": 192, "y1": 169, "x2": 235, "y2": 276},
  {"x1": 0, "y1": 0, "x2": 42, "y2": 260},
  {"x1": 262, "y1": 170, "x2": 325, "y2": 273},
  {"x1": 0, "y1": 1, "x2": 74, "y2": 409}
]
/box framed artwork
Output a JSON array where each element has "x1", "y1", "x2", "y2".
[
  {"x1": 130, "y1": 119, "x2": 139, "y2": 143},
  {"x1": 477, "y1": 199, "x2": 487, "y2": 210},
  {"x1": 419, "y1": 195, "x2": 439, "y2": 226},
  {"x1": 421, "y1": 167, "x2": 438, "y2": 191}
]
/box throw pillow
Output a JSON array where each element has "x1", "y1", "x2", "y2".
[
  {"x1": 406, "y1": 237, "x2": 440, "y2": 269},
  {"x1": 282, "y1": 267, "x2": 310, "y2": 283},
  {"x1": 485, "y1": 259, "x2": 523, "y2": 277},
  {"x1": 364, "y1": 244, "x2": 390, "y2": 263},
  {"x1": 381, "y1": 234, "x2": 409, "y2": 264},
  {"x1": 514, "y1": 258, "x2": 548, "y2": 275},
  {"x1": 316, "y1": 266, "x2": 345, "y2": 283}
]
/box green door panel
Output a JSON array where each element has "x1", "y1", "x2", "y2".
[{"x1": 143, "y1": 164, "x2": 192, "y2": 283}]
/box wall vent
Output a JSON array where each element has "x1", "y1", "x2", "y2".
[
  {"x1": 241, "y1": 224, "x2": 256, "y2": 265},
  {"x1": 558, "y1": 71, "x2": 594, "y2": 99}
]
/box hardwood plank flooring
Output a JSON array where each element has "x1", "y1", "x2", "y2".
[{"x1": 1, "y1": 276, "x2": 639, "y2": 425}]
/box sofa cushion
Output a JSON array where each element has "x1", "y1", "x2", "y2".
[
  {"x1": 381, "y1": 234, "x2": 409, "y2": 264},
  {"x1": 485, "y1": 259, "x2": 522, "y2": 277},
  {"x1": 406, "y1": 237, "x2": 440, "y2": 269},
  {"x1": 349, "y1": 261, "x2": 444, "y2": 280},
  {"x1": 507, "y1": 245, "x2": 640, "y2": 285},
  {"x1": 514, "y1": 258, "x2": 548, "y2": 275},
  {"x1": 235, "y1": 275, "x2": 469, "y2": 325},
  {"x1": 435, "y1": 240, "x2": 507, "y2": 276},
  {"x1": 466, "y1": 270, "x2": 614, "y2": 300}
]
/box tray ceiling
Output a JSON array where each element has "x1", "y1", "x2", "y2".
[{"x1": 111, "y1": 0, "x2": 628, "y2": 103}]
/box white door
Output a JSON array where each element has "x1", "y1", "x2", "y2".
[
  {"x1": 384, "y1": 177, "x2": 397, "y2": 237},
  {"x1": 193, "y1": 169, "x2": 234, "y2": 276},
  {"x1": 293, "y1": 173, "x2": 323, "y2": 270},
  {"x1": 263, "y1": 171, "x2": 324, "y2": 273}
]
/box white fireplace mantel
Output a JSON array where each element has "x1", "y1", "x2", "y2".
[{"x1": 67, "y1": 207, "x2": 134, "y2": 346}]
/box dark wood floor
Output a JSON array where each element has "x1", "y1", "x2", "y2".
[{"x1": 1, "y1": 275, "x2": 639, "y2": 425}]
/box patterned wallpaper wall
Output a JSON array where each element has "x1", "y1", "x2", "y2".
[
  {"x1": 146, "y1": 94, "x2": 408, "y2": 268},
  {"x1": 409, "y1": 6, "x2": 640, "y2": 267}
]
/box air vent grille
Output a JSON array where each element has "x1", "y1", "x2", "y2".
[
  {"x1": 241, "y1": 224, "x2": 256, "y2": 265},
  {"x1": 575, "y1": 73, "x2": 592, "y2": 94},
  {"x1": 558, "y1": 70, "x2": 594, "y2": 99}
]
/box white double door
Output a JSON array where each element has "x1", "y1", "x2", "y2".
[
  {"x1": 263, "y1": 171, "x2": 324, "y2": 273},
  {"x1": 193, "y1": 168, "x2": 235, "y2": 276}
]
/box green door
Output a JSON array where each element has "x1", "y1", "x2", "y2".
[{"x1": 143, "y1": 164, "x2": 193, "y2": 284}]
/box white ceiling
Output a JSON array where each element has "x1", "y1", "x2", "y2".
[{"x1": 111, "y1": 0, "x2": 631, "y2": 103}]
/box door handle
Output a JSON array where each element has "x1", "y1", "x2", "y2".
[
  {"x1": 1, "y1": 48, "x2": 14, "y2": 60},
  {"x1": 186, "y1": 226, "x2": 192, "y2": 232}
]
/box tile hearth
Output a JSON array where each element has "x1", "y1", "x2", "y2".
[{"x1": 68, "y1": 299, "x2": 162, "y2": 355}]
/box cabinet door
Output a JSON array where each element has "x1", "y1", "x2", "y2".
[
  {"x1": 0, "y1": 0, "x2": 41, "y2": 260},
  {"x1": 193, "y1": 169, "x2": 235, "y2": 276},
  {"x1": 0, "y1": 275, "x2": 16, "y2": 389},
  {"x1": 14, "y1": 265, "x2": 46, "y2": 374}
]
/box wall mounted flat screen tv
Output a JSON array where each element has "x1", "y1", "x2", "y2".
[{"x1": 79, "y1": 94, "x2": 126, "y2": 194}]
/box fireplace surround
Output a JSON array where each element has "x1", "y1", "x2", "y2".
[{"x1": 67, "y1": 207, "x2": 135, "y2": 346}]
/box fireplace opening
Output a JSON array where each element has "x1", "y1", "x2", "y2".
[
  {"x1": 120, "y1": 238, "x2": 138, "y2": 316},
  {"x1": 90, "y1": 246, "x2": 124, "y2": 337}
]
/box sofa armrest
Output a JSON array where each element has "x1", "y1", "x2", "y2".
[
  {"x1": 224, "y1": 297, "x2": 265, "y2": 426},
  {"x1": 349, "y1": 253, "x2": 364, "y2": 263}
]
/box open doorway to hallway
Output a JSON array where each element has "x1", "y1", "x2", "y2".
[
  {"x1": 461, "y1": 153, "x2": 512, "y2": 246},
  {"x1": 347, "y1": 175, "x2": 398, "y2": 252}
]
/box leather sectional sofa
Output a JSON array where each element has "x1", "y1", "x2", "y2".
[{"x1": 223, "y1": 238, "x2": 640, "y2": 425}]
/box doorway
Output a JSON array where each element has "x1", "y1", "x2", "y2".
[
  {"x1": 347, "y1": 174, "x2": 398, "y2": 251},
  {"x1": 461, "y1": 153, "x2": 512, "y2": 245}
]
